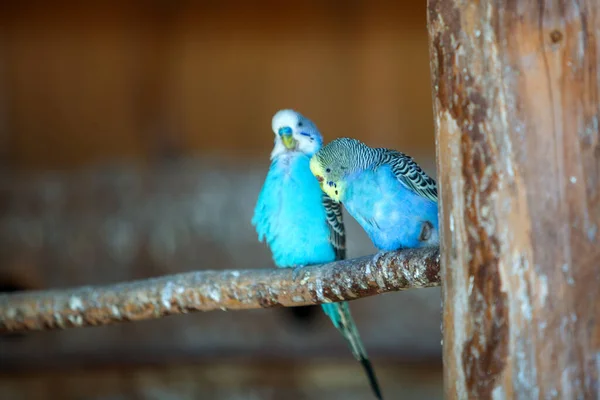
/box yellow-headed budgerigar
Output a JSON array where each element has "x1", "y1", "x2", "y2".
[
  {"x1": 252, "y1": 110, "x2": 383, "y2": 399},
  {"x1": 310, "y1": 137, "x2": 439, "y2": 251}
]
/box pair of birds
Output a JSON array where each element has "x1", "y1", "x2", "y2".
[{"x1": 252, "y1": 109, "x2": 439, "y2": 399}]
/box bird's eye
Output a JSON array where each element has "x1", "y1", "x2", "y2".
[
  {"x1": 298, "y1": 121, "x2": 303, "y2": 127},
  {"x1": 325, "y1": 168, "x2": 331, "y2": 173},
  {"x1": 335, "y1": 190, "x2": 338, "y2": 195}
]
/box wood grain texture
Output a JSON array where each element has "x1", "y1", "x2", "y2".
[{"x1": 427, "y1": 0, "x2": 600, "y2": 398}]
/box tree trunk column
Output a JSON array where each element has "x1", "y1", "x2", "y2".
[{"x1": 427, "y1": 1, "x2": 600, "y2": 398}]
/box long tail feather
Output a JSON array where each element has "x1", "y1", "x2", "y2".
[
  {"x1": 321, "y1": 302, "x2": 383, "y2": 399},
  {"x1": 360, "y1": 357, "x2": 383, "y2": 400}
]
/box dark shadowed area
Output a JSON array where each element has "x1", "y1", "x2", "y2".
[{"x1": 0, "y1": 2, "x2": 442, "y2": 399}]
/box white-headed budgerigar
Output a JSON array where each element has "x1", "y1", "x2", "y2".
[
  {"x1": 252, "y1": 110, "x2": 383, "y2": 399},
  {"x1": 310, "y1": 137, "x2": 439, "y2": 251}
]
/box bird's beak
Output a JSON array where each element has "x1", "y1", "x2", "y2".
[{"x1": 278, "y1": 126, "x2": 296, "y2": 150}]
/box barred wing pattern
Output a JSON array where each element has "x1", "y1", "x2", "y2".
[
  {"x1": 322, "y1": 193, "x2": 346, "y2": 261},
  {"x1": 380, "y1": 150, "x2": 438, "y2": 202}
]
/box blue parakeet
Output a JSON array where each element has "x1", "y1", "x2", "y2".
[
  {"x1": 252, "y1": 110, "x2": 383, "y2": 399},
  {"x1": 310, "y1": 137, "x2": 439, "y2": 251}
]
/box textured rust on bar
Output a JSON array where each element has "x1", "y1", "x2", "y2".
[
  {"x1": 424, "y1": 252, "x2": 442, "y2": 283},
  {"x1": 0, "y1": 247, "x2": 440, "y2": 333}
]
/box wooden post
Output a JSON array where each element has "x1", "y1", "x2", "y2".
[{"x1": 427, "y1": 1, "x2": 600, "y2": 399}]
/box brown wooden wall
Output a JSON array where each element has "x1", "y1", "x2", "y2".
[
  {"x1": 0, "y1": 3, "x2": 441, "y2": 399},
  {"x1": 0, "y1": 1, "x2": 433, "y2": 171}
]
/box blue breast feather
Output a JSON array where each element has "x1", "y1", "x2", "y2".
[
  {"x1": 343, "y1": 164, "x2": 439, "y2": 251},
  {"x1": 252, "y1": 154, "x2": 335, "y2": 267}
]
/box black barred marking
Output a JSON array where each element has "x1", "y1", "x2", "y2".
[
  {"x1": 315, "y1": 137, "x2": 438, "y2": 204},
  {"x1": 322, "y1": 194, "x2": 346, "y2": 260},
  {"x1": 375, "y1": 149, "x2": 438, "y2": 203}
]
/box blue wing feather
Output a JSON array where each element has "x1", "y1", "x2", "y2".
[{"x1": 343, "y1": 164, "x2": 439, "y2": 251}]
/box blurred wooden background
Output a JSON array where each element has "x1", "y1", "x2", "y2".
[{"x1": 0, "y1": 2, "x2": 441, "y2": 399}]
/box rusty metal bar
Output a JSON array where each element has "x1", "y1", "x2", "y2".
[{"x1": 0, "y1": 247, "x2": 440, "y2": 333}]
